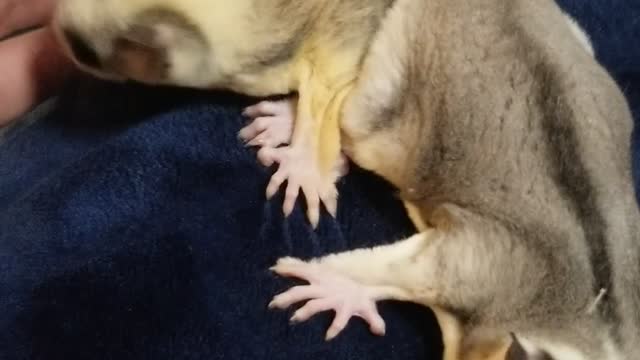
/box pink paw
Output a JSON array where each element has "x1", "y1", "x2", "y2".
[
  {"x1": 240, "y1": 98, "x2": 350, "y2": 177},
  {"x1": 239, "y1": 99, "x2": 295, "y2": 149},
  {"x1": 269, "y1": 257, "x2": 386, "y2": 341},
  {"x1": 240, "y1": 98, "x2": 350, "y2": 226},
  {"x1": 258, "y1": 146, "x2": 338, "y2": 228}
]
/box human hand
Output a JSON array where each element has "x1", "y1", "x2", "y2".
[{"x1": 0, "y1": 0, "x2": 73, "y2": 127}]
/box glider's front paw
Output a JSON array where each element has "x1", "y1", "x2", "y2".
[{"x1": 239, "y1": 99, "x2": 295, "y2": 150}]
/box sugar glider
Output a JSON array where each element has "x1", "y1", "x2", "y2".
[
  {"x1": 51, "y1": 0, "x2": 396, "y2": 228},
  {"x1": 263, "y1": 0, "x2": 640, "y2": 359}
]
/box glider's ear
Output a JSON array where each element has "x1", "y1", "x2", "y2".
[
  {"x1": 108, "y1": 7, "x2": 207, "y2": 83},
  {"x1": 109, "y1": 23, "x2": 171, "y2": 83}
]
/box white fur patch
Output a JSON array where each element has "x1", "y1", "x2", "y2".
[{"x1": 563, "y1": 14, "x2": 594, "y2": 57}]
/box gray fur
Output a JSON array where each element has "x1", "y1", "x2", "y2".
[{"x1": 335, "y1": 0, "x2": 640, "y2": 358}]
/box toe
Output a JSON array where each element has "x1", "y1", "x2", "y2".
[
  {"x1": 307, "y1": 207, "x2": 320, "y2": 229},
  {"x1": 320, "y1": 189, "x2": 338, "y2": 218},
  {"x1": 358, "y1": 304, "x2": 386, "y2": 336},
  {"x1": 268, "y1": 285, "x2": 323, "y2": 309},
  {"x1": 283, "y1": 182, "x2": 300, "y2": 216},
  {"x1": 266, "y1": 169, "x2": 287, "y2": 199},
  {"x1": 270, "y1": 259, "x2": 320, "y2": 282},
  {"x1": 238, "y1": 125, "x2": 257, "y2": 142},
  {"x1": 242, "y1": 101, "x2": 278, "y2": 118},
  {"x1": 246, "y1": 133, "x2": 267, "y2": 147},
  {"x1": 271, "y1": 129, "x2": 292, "y2": 146},
  {"x1": 302, "y1": 191, "x2": 321, "y2": 229},
  {"x1": 257, "y1": 147, "x2": 277, "y2": 167},
  {"x1": 325, "y1": 305, "x2": 352, "y2": 341},
  {"x1": 290, "y1": 298, "x2": 336, "y2": 322},
  {"x1": 275, "y1": 256, "x2": 306, "y2": 267},
  {"x1": 259, "y1": 134, "x2": 282, "y2": 149},
  {"x1": 239, "y1": 117, "x2": 268, "y2": 140}
]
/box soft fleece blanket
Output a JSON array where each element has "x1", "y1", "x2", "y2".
[{"x1": 1, "y1": 1, "x2": 639, "y2": 359}]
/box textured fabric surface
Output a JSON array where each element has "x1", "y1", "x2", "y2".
[{"x1": 1, "y1": 1, "x2": 638, "y2": 359}]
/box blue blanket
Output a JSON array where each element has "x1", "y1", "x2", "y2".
[{"x1": 1, "y1": 1, "x2": 638, "y2": 359}]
